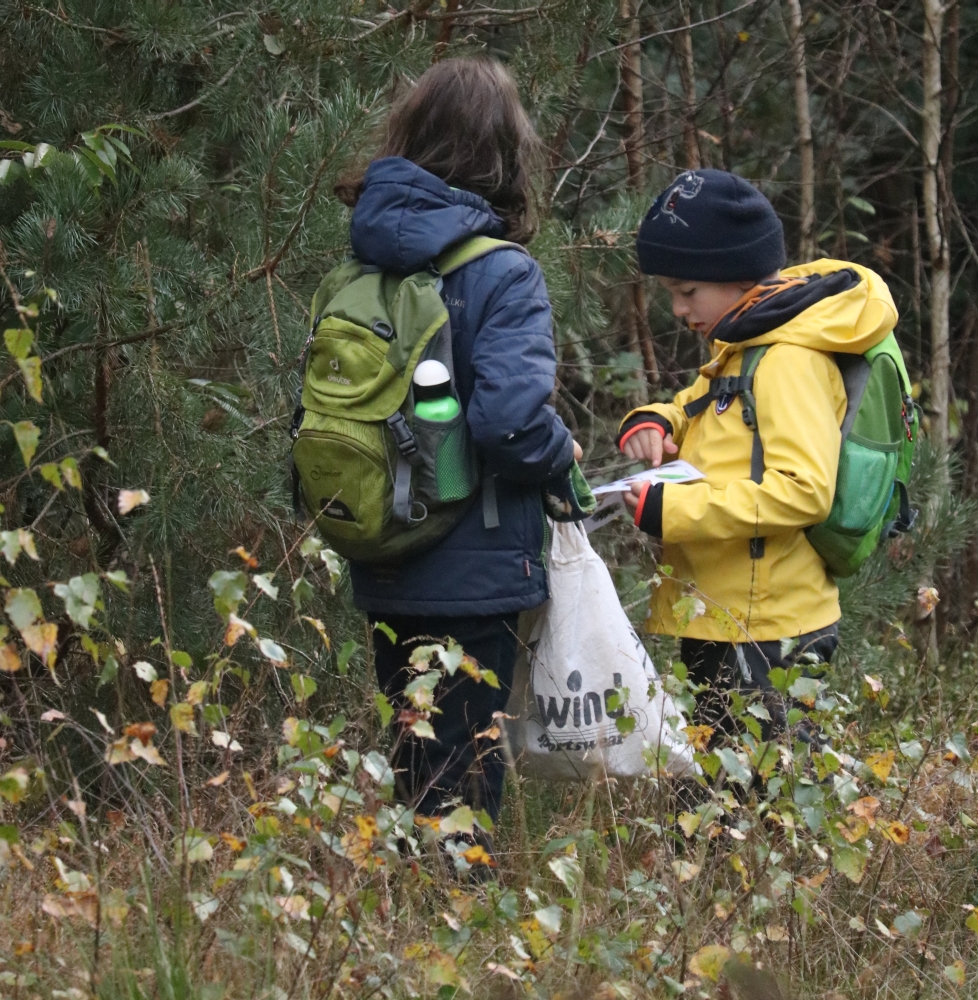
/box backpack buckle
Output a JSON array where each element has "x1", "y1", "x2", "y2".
[{"x1": 386, "y1": 412, "x2": 419, "y2": 461}]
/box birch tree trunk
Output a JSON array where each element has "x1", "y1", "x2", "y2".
[
  {"x1": 786, "y1": 0, "x2": 815, "y2": 261},
  {"x1": 921, "y1": 0, "x2": 950, "y2": 451},
  {"x1": 620, "y1": 0, "x2": 659, "y2": 389}
]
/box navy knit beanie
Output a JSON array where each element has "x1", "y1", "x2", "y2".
[{"x1": 636, "y1": 169, "x2": 787, "y2": 282}]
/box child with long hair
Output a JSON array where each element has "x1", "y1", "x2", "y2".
[{"x1": 335, "y1": 58, "x2": 587, "y2": 858}]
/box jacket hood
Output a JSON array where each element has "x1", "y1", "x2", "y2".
[
  {"x1": 350, "y1": 157, "x2": 506, "y2": 274},
  {"x1": 705, "y1": 260, "x2": 898, "y2": 372}
]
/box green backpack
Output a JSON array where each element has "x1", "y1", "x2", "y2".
[
  {"x1": 290, "y1": 236, "x2": 520, "y2": 564},
  {"x1": 684, "y1": 333, "x2": 918, "y2": 577}
]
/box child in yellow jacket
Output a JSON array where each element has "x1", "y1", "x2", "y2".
[{"x1": 618, "y1": 169, "x2": 898, "y2": 739}]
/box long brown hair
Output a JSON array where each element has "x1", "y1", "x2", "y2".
[{"x1": 336, "y1": 58, "x2": 542, "y2": 245}]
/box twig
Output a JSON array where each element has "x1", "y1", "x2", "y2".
[
  {"x1": 147, "y1": 55, "x2": 246, "y2": 120},
  {"x1": 588, "y1": 0, "x2": 761, "y2": 62}
]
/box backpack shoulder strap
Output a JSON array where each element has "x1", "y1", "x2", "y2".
[
  {"x1": 682, "y1": 343, "x2": 771, "y2": 421},
  {"x1": 740, "y1": 345, "x2": 770, "y2": 559},
  {"x1": 435, "y1": 236, "x2": 526, "y2": 276}
]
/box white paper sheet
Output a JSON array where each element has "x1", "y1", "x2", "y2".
[{"x1": 582, "y1": 459, "x2": 705, "y2": 533}]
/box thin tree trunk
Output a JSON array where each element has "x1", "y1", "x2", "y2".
[
  {"x1": 921, "y1": 0, "x2": 950, "y2": 450},
  {"x1": 620, "y1": 0, "x2": 659, "y2": 390},
  {"x1": 620, "y1": 0, "x2": 645, "y2": 190},
  {"x1": 432, "y1": 0, "x2": 462, "y2": 60},
  {"x1": 676, "y1": 0, "x2": 702, "y2": 169},
  {"x1": 785, "y1": 0, "x2": 815, "y2": 261}
]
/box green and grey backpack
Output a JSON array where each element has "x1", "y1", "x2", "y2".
[
  {"x1": 290, "y1": 236, "x2": 520, "y2": 564},
  {"x1": 683, "y1": 333, "x2": 918, "y2": 577}
]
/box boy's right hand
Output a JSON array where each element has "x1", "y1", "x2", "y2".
[{"x1": 622, "y1": 428, "x2": 678, "y2": 467}]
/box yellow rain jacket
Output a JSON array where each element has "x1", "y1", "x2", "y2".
[{"x1": 620, "y1": 260, "x2": 897, "y2": 642}]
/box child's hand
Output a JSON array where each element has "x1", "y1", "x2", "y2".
[
  {"x1": 573, "y1": 439, "x2": 583, "y2": 461},
  {"x1": 622, "y1": 428, "x2": 678, "y2": 467},
  {"x1": 623, "y1": 481, "x2": 644, "y2": 511}
]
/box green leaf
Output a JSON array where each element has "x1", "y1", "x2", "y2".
[
  {"x1": 53, "y1": 573, "x2": 100, "y2": 629},
  {"x1": 847, "y1": 195, "x2": 876, "y2": 215},
  {"x1": 336, "y1": 640, "x2": 357, "y2": 676},
  {"x1": 292, "y1": 576, "x2": 313, "y2": 610},
  {"x1": 410, "y1": 719, "x2": 435, "y2": 739},
  {"x1": 0, "y1": 767, "x2": 30, "y2": 803},
  {"x1": 788, "y1": 676, "x2": 820, "y2": 707},
  {"x1": 17, "y1": 356, "x2": 42, "y2": 402},
  {"x1": 439, "y1": 805, "x2": 474, "y2": 835},
  {"x1": 252, "y1": 573, "x2": 278, "y2": 600},
  {"x1": 5, "y1": 588, "x2": 42, "y2": 630},
  {"x1": 38, "y1": 463, "x2": 62, "y2": 490},
  {"x1": 61, "y1": 457, "x2": 81, "y2": 490},
  {"x1": 171, "y1": 650, "x2": 192, "y2": 669},
  {"x1": 533, "y1": 905, "x2": 563, "y2": 935},
  {"x1": 374, "y1": 691, "x2": 394, "y2": 727},
  {"x1": 208, "y1": 570, "x2": 248, "y2": 617},
  {"x1": 259, "y1": 638, "x2": 288, "y2": 666},
  {"x1": 548, "y1": 854, "x2": 582, "y2": 891},
  {"x1": 291, "y1": 674, "x2": 317, "y2": 702},
  {"x1": 263, "y1": 33, "x2": 286, "y2": 55},
  {"x1": 374, "y1": 621, "x2": 397, "y2": 645},
  {"x1": 716, "y1": 747, "x2": 753, "y2": 785},
  {"x1": 11, "y1": 420, "x2": 40, "y2": 467},
  {"x1": 98, "y1": 654, "x2": 119, "y2": 687},
  {"x1": 946, "y1": 732, "x2": 972, "y2": 764},
  {"x1": 4, "y1": 328, "x2": 32, "y2": 360},
  {"x1": 616, "y1": 714, "x2": 637, "y2": 736},
  {"x1": 893, "y1": 910, "x2": 923, "y2": 937},
  {"x1": 170, "y1": 701, "x2": 198, "y2": 735},
  {"x1": 104, "y1": 569, "x2": 129, "y2": 591},
  {"x1": 833, "y1": 846, "x2": 868, "y2": 883},
  {"x1": 480, "y1": 667, "x2": 500, "y2": 689}
]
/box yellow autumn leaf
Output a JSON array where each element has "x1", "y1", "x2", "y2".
[
  {"x1": 206, "y1": 770, "x2": 230, "y2": 787},
  {"x1": 0, "y1": 642, "x2": 22, "y2": 673},
  {"x1": 21, "y1": 621, "x2": 58, "y2": 670},
  {"x1": 836, "y1": 816, "x2": 870, "y2": 844},
  {"x1": 220, "y1": 832, "x2": 247, "y2": 852},
  {"x1": 186, "y1": 680, "x2": 208, "y2": 706},
  {"x1": 462, "y1": 843, "x2": 496, "y2": 866},
  {"x1": 866, "y1": 749, "x2": 895, "y2": 783},
  {"x1": 150, "y1": 679, "x2": 169, "y2": 707},
  {"x1": 879, "y1": 820, "x2": 910, "y2": 845},
  {"x1": 683, "y1": 724, "x2": 714, "y2": 751},
  {"x1": 689, "y1": 944, "x2": 731, "y2": 982},
  {"x1": 170, "y1": 702, "x2": 197, "y2": 735}
]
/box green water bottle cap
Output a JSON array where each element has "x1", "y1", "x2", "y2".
[{"x1": 413, "y1": 360, "x2": 460, "y2": 421}]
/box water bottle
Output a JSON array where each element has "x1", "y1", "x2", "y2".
[{"x1": 413, "y1": 360, "x2": 460, "y2": 421}]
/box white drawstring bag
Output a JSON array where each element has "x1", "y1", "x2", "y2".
[{"x1": 504, "y1": 522, "x2": 696, "y2": 780}]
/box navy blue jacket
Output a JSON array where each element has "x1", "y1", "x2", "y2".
[{"x1": 347, "y1": 158, "x2": 574, "y2": 616}]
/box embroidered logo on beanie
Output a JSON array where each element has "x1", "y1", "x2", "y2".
[{"x1": 654, "y1": 171, "x2": 705, "y2": 227}]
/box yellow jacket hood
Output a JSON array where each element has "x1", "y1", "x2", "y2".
[{"x1": 705, "y1": 260, "x2": 898, "y2": 375}]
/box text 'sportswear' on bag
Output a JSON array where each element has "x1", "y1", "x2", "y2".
[{"x1": 504, "y1": 522, "x2": 697, "y2": 781}]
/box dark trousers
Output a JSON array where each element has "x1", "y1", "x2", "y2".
[
  {"x1": 372, "y1": 613, "x2": 519, "y2": 822},
  {"x1": 680, "y1": 624, "x2": 839, "y2": 742}
]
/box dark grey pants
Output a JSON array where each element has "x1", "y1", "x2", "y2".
[{"x1": 680, "y1": 624, "x2": 839, "y2": 742}]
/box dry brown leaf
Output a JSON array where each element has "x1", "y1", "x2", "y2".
[
  {"x1": 220, "y1": 831, "x2": 246, "y2": 852},
  {"x1": 206, "y1": 770, "x2": 230, "y2": 787},
  {"x1": 848, "y1": 796, "x2": 881, "y2": 826},
  {"x1": 124, "y1": 722, "x2": 157, "y2": 743}
]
